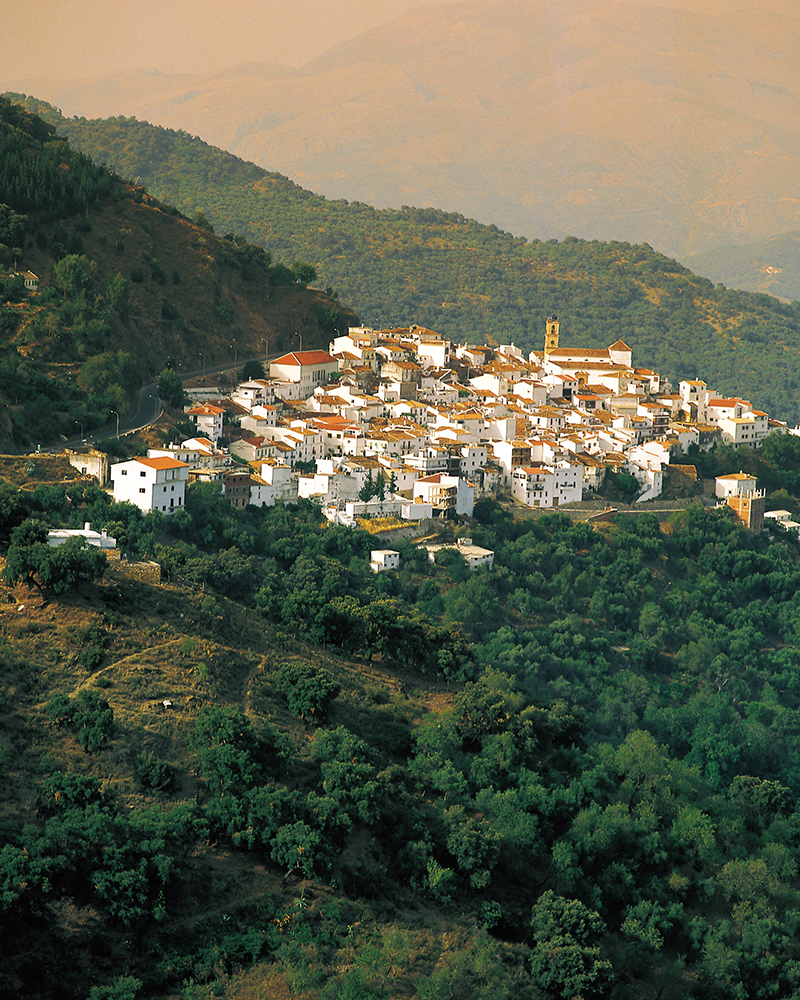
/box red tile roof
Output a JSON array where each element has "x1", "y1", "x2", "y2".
[
  {"x1": 136, "y1": 457, "x2": 188, "y2": 470},
  {"x1": 272, "y1": 350, "x2": 336, "y2": 366},
  {"x1": 188, "y1": 404, "x2": 225, "y2": 416}
]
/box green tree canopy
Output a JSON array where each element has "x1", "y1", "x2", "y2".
[{"x1": 158, "y1": 368, "x2": 186, "y2": 409}]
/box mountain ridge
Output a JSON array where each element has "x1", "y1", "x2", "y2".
[
  {"x1": 14, "y1": 94, "x2": 800, "y2": 423},
  {"x1": 6, "y1": 0, "x2": 800, "y2": 257}
]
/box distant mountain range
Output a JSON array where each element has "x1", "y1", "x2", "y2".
[{"x1": 5, "y1": 0, "x2": 800, "y2": 262}]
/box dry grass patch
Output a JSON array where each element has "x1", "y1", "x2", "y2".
[{"x1": 356, "y1": 517, "x2": 405, "y2": 534}]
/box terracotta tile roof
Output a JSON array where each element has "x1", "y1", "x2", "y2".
[
  {"x1": 135, "y1": 457, "x2": 188, "y2": 470},
  {"x1": 188, "y1": 404, "x2": 225, "y2": 416},
  {"x1": 272, "y1": 350, "x2": 336, "y2": 366}
]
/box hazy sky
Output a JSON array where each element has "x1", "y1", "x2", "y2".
[{"x1": 4, "y1": 0, "x2": 466, "y2": 80}]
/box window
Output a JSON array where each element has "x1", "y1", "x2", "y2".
[
  {"x1": 140, "y1": 470, "x2": 146, "y2": 477},
  {"x1": 121, "y1": 469, "x2": 127, "y2": 476},
  {"x1": 139, "y1": 488, "x2": 146, "y2": 494}
]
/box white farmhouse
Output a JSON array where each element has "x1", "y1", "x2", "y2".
[
  {"x1": 424, "y1": 539, "x2": 494, "y2": 571},
  {"x1": 110, "y1": 456, "x2": 189, "y2": 514},
  {"x1": 370, "y1": 549, "x2": 400, "y2": 573},
  {"x1": 764, "y1": 510, "x2": 800, "y2": 535},
  {"x1": 47, "y1": 522, "x2": 117, "y2": 554}
]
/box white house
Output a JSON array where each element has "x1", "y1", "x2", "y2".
[
  {"x1": 148, "y1": 439, "x2": 226, "y2": 469},
  {"x1": 329, "y1": 330, "x2": 380, "y2": 371},
  {"x1": 764, "y1": 510, "x2": 800, "y2": 535},
  {"x1": 230, "y1": 436, "x2": 277, "y2": 463},
  {"x1": 344, "y1": 497, "x2": 405, "y2": 518},
  {"x1": 110, "y1": 457, "x2": 189, "y2": 514},
  {"x1": 413, "y1": 473, "x2": 475, "y2": 517},
  {"x1": 230, "y1": 380, "x2": 278, "y2": 411},
  {"x1": 511, "y1": 461, "x2": 583, "y2": 508},
  {"x1": 269, "y1": 350, "x2": 339, "y2": 395},
  {"x1": 16, "y1": 270, "x2": 39, "y2": 292},
  {"x1": 458, "y1": 444, "x2": 488, "y2": 476},
  {"x1": 679, "y1": 380, "x2": 711, "y2": 422},
  {"x1": 414, "y1": 338, "x2": 451, "y2": 369},
  {"x1": 715, "y1": 472, "x2": 766, "y2": 532},
  {"x1": 249, "y1": 462, "x2": 297, "y2": 506},
  {"x1": 186, "y1": 404, "x2": 225, "y2": 443},
  {"x1": 370, "y1": 549, "x2": 400, "y2": 573},
  {"x1": 718, "y1": 412, "x2": 769, "y2": 448},
  {"x1": 715, "y1": 471, "x2": 760, "y2": 500},
  {"x1": 297, "y1": 469, "x2": 361, "y2": 504}
]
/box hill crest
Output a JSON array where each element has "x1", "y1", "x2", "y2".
[{"x1": 6, "y1": 0, "x2": 800, "y2": 258}]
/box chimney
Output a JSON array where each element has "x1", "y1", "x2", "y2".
[{"x1": 84, "y1": 521, "x2": 91, "y2": 532}]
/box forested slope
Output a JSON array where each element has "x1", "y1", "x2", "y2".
[
  {"x1": 5, "y1": 460, "x2": 800, "y2": 999},
  {"x1": 687, "y1": 230, "x2": 800, "y2": 304},
  {"x1": 0, "y1": 97, "x2": 354, "y2": 450},
  {"x1": 13, "y1": 96, "x2": 800, "y2": 423}
]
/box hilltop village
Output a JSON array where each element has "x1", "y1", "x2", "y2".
[{"x1": 102, "y1": 317, "x2": 784, "y2": 526}]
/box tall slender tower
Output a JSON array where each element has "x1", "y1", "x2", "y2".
[{"x1": 545, "y1": 314, "x2": 559, "y2": 356}]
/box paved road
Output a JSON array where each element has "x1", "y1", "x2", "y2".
[
  {"x1": 120, "y1": 381, "x2": 161, "y2": 433},
  {"x1": 46, "y1": 355, "x2": 271, "y2": 452}
]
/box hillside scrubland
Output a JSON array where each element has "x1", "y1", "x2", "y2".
[{"x1": 4, "y1": 471, "x2": 800, "y2": 999}]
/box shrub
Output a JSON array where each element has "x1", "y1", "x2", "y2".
[
  {"x1": 134, "y1": 751, "x2": 175, "y2": 793},
  {"x1": 274, "y1": 660, "x2": 340, "y2": 722},
  {"x1": 78, "y1": 645, "x2": 104, "y2": 672},
  {"x1": 46, "y1": 688, "x2": 114, "y2": 752}
]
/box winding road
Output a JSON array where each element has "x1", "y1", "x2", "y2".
[{"x1": 51, "y1": 356, "x2": 269, "y2": 451}]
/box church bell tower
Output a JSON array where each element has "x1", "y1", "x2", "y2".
[{"x1": 545, "y1": 314, "x2": 559, "y2": 355}]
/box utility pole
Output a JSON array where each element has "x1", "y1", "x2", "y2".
[{"x1": 110, "y1": 410, "x2": 120, "y2": 438}]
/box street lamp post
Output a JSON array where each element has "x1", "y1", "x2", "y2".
[
  {"x1": 233, "y1": 342, "x2": 238, "y2": 369},
  {"x1": 262, "y1": 337, "x2": 268, "y2": 361},
  {"x1": 295, "y1": 331, "x2": 302, "y2": 353},
  {"x1": 110, "y1": 410, "x2": 120, "y2": 438},
  {"x1": 199, "y1": 352, "x2": 205, "y2": 376},
  {"x1": 76, "y1": 420, "x2": 84, "y2": 442}
]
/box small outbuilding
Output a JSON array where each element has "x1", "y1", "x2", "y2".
[
  {"x1": 370, "y1": 549, "x2": 400, "y2": 573},
  {"x1": 47, "y1": 522, "x2": 118, "y2": 556}
]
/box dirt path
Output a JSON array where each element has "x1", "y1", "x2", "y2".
[{"x1": 64, "y1": 638, "x2": 187, "y2": 700}]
